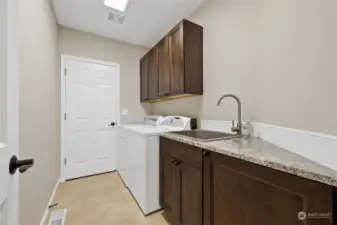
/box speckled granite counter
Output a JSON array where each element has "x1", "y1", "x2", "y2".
[{"x1": 161, "y1": 132, "x2": 337, "y2": 187}]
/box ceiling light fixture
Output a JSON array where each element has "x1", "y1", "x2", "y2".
[{"x1": 104, "y1": 0, "x2": 130, "y2": 12}]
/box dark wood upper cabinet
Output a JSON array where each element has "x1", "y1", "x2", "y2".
[
  {"x1": 140, "y1": 19, "x2": 203, "y2": 102},
  {"x1": 147, "y1": 47, "x2": 158, "y2": 100},
  {"x1": 168, "y1": 25, "x2": 184, "y2": 95},
  {"x1": 157, "y1": 37, "x2": 171, "y2": 97},
  {"x1": 140, "y1": 55, "x2": 149, "y2": 101}
]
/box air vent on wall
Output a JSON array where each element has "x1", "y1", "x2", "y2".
[{"x1": 108, "y1": 12, "x2": 126, "y2": 24}]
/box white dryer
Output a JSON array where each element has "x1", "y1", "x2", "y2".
[{"x1": 117, "y1": 115, "x2": 193, "y2": 215}]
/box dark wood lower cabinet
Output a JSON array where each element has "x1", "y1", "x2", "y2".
[
  {"x1": 180, "y1": 163, "x2": 202, "y2": 225},
  {"x1": 160, "y1": 137, "x2": 334, "y2": 225},
  {"x1": 160, "y1": 138, "x2": 202, "y2": 225},
  {"x1": 161, "y1": 156, "x2": 202, "y2": 225},
  {"x1": 162, "y1": 153, "x2": 181, "y2": 224},
  {"x1": 203, "y1": 151, "x2": 333, "y2": 225}
]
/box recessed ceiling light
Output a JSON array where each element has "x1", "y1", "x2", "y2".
[{"x1": 104, "y1": 0, "x2": 130, "y2": 12}]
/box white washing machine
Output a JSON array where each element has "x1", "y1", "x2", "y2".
[{"x1": 117, "y1": 115, "x2": 193, "y2": 215}]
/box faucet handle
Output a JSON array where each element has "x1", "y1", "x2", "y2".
[{"x1": 231, "y1": 120, "x2": 239, "y2": 133}]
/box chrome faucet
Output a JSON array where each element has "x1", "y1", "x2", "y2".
[{"x1": 216, "y1": 94, "x2": 242, "y2": 135}]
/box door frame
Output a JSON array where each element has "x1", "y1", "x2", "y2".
[
  {"x1": 0, "y1": 0, "x2": 7, "y2": 142},
  {"x1": 0, "y1": 0, "x2": 19, "y2": 224},
  {"x1": 60, "y1": 55, "x2": 121, "y2": 181}
]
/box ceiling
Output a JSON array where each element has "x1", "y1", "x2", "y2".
[{"x1": 52, "y1": 0, "x2": 205, "y2": 47}]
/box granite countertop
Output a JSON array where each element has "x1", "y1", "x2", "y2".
[{"x1": 161, "y1": 132, "x2": 337, "y2": 187}]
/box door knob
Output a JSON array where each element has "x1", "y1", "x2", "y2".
[
  {"x1": 9, "y1": 155, "x2": 34, "y2": 175},
  {"x1": 109, "y1": 122, "x2": 116, "y2": 127}
]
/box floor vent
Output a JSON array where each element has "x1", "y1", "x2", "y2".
[{"x1": 48, "y1": 209, "x2": 67, "y2": 225}]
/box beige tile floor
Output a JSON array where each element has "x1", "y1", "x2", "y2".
[{"x1": 45, "y1": 172, "x2": 169, "y2": 225}]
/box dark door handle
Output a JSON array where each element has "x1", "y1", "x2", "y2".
[
  {"x1": 109, "y1": 122, "x2": 116, "y2": 127},
  {"x1": 9, "y1": 155, "x2": 34, "y2": 175}
]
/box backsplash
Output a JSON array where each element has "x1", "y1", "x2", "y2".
[{"x1": 201, "y1": 120, "x2": 337, "y2": 171}]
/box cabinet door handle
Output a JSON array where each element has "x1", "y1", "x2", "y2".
[
  {"x1": 203, "y1": 150, "x2": 210, "y2": 156},
  {"x1": 171, "y1": 160, "x2": 181, "y2": 165}
]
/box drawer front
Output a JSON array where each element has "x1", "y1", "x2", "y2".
[{"x1": 160, "y1": 137, "x2": 202, "y2": 170}]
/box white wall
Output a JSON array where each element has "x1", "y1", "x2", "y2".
[
  {"x1": 153, "y1": 0, "x2": 337, "y2": 136},
  {"x1": 59, "y1": 27, "x2": 152, "y2": 123},
  {"x1": 18, "y1": 0, "x2": 60, "y2": 225},
  {"x1": 253, "y1": 0, "x2": 337, "y2": 135}
]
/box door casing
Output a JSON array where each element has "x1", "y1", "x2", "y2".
[
  {"x1": 60, "y1": 55, "x2": 121, "y2": 181},
  {"x1": 0, "y1": 0, "x2": 19, "y2": 224}
]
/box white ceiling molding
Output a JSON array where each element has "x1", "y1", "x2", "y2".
[{"x1": 52, "y1": 0, "x2": 205, "y2": 47}]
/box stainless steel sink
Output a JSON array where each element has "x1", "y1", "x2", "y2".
[{"x1": 170, "y1": 130, "x2": 242, "y2": 142}]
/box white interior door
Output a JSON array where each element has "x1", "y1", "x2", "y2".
[
  {"x1": 0, "y1": 144, "x2": 14, "y2": 225},
  {"x1": 64, "y1": 58, "x2": 119, "y2": 180},
  {"x1": 0, "y1": 0, "x2": 19, "y2": 225}
]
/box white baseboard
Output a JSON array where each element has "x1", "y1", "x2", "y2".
[
  {"x1": 40, "y1": 178, "x2": 62, "y2": 225},
  {"x1": 201, "y1": 120, "x2": 337, "y2": 171}
]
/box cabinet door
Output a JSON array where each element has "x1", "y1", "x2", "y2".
[
  {"x1": 140, "y1": 55, "x2": 149, "y2": 101},
  {"x1": 180, "y1": 163, "x2": 202, "y2": 225},
  {"x1": 161, "y1": 153, "x2": 181, "y2": 224},
  {"x1": 169, "y1": 25, "x2": 184, "y2": 95},
  {"x1": 148, "y1": 48, "x2": 158, "y2": 100},
  {"x1": 204, "y1": 152, "x2": 333, "y2": 225},
  {"x1": 157, "y1": 37, "x2": 171, "y2": 97}
]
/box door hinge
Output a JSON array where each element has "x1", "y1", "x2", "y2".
[
  {"x1": 64, "y1": 113, "x2": 67, "y2": 120},
  {"x1": 64, "y1": 158, "x2": 67, "y2": 166},
  {"x1": 64, "y1": 68, "x2": 67, "y2": 76}
]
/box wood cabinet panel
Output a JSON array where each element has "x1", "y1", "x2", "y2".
[
  {"x1": 183, "y1": 20, "x2": 203, "y2": 94},
  {"x1": 160, "y1": 138, "x2": 334, "y2": 225},
  {"x1": 140, "y1": 20, "x2": 203, "y2": 102},
  {"x1": 169, "y1": 26, "x2": 184, "y2": 95},
  {"x1": 204, "y1": 151, "x2": 333, "y2": 225},
  {"x1": 161, "y1": 137, "x2": 202, "y2": 170},
  {"x1": 157, "y1": 38, "x2": 171, "y2": 97},
  {"x1": 160, "y1": 137, "x2": 203, "y2": 225},
  {"x1": 140, "y1": 56, "x2": 149, "y2": 101},
  {"x1": 212, "y1": 163, "x2": 303, "y2": 225},
  {"x1": 181, "y1": 163, "x2": 202, "y2": 225},
  {"x1": 147, "y1": 48, "x2": 158, "y2": 100},
  {"x1": 162, "y1": 153, "x2": 181, "y2": 224}
]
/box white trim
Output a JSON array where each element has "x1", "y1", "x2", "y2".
[
  {"x1": 39, "y1": 178, "x2": 62, "y2": 225},
  {"x1": 60, "y1": 54, "x2": 121, "y2": 181},
  {"x1": 0, "y1": 0, "x2": 7, "y2": 142},
  {"x1": 6, "y1": 0, "x2": 19, "y2": 225},
  {"x1": 201, "y1": 120, "x2": 337, "y2": 171}
]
